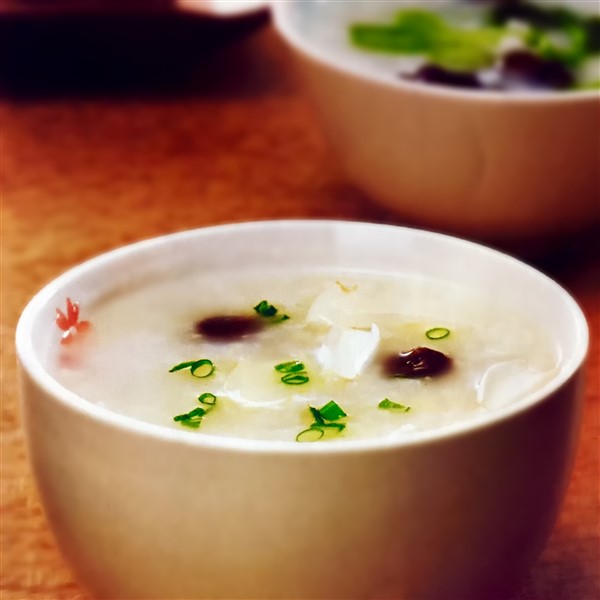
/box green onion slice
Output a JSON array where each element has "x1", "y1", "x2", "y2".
[
  {"x1": 198, "y1": 393, "x2": 217, "y2": 406},
  {"x1": 174, "y1": 394, "x2": 217, "y2": 429},
  {"x1": 169, "y1": 360, "x2": 198, "y2": 373},
  {"x1": 253, "y1": 300, "x2": 277, "y2": 317},
  {"x1": 174, "y1": 406, "x2": 207, "y2": 428},
  {"x1": 426, "y1": 327, "x2": 450, "y2": 340},
  {"x1": 318, "y1": 422, "x2": 346, "y2": 432},
  {"x1": 297, "y1": 402, "x2": 348, "y2": 442},
  {"x1": 253, "y1": 300, "x2": 290, "y2": 323},
  {"x1": 318, "y1": 400, "x2": 347, "y2": 421},
  {"x1": 190, "y1": 359, "x2": 215, "y2": 378},
  {"x1": 296, "y1": 427, "x2": 325, "y2": 443},
  {"x1": 169, "y1": 359, "x2": 215, "y2": 378},
  {"x1": 309, "y1": 406, "x2": 325, "y2": 425},
  {"x1": 276, "y1": 360, "x2": 309, "y2": 385},
  {"x1": 378, "y1": 398, "x2": 411, "y2": 412},
  {"x1": 275, "y1": 361, "x2": 306, "y2": 373},
  {"x1": 281, "y1": 373, "x2": 309, "y2": 385}
]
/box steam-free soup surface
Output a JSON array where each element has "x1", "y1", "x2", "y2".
[
  {"x1": 306, "y1": 0, "x2": 600, "y2": 91},
  {"x1": 49, "y1": 271, "x2": 559, "y2": 442}
]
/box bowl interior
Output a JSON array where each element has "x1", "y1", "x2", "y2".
[{"x1": 16, "y1": 221, "x2": 588, "y2": 449}]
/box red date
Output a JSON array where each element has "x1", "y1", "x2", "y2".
[
  {"x1": 195, "y1": 315, "x2": 263, "y2": 340},
  {"x1": 383, "y1": 347, "x2": 452, "y2": 378}
]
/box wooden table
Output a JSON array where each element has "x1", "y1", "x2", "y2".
[{"x1": 1, "y1": 14, "x2": 598, "y2": 600}]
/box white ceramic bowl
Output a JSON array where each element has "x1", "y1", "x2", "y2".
[
  {"x1": 273, "y1": 1, "x2": 600, "y2": 240},
  {"x1": 17, "y1": 221, "x2": 588, "y2": 599}
]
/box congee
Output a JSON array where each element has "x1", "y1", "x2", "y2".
[
  {"x1": 49, "y1": 271, "x2": 560, "y2": 442},
  {"x1": 315, "y1": 0, "x2": 600, "y2": 91}
]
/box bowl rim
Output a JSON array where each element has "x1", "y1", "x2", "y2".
[
  {"x1": 16, "y1": 220, "x2": 589, "y2": 455},
  {"x1": 272, "y1": 0, "x2": 600, "y2": 105}
]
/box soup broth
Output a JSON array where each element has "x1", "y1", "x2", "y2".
[
  {"x1": 307, "y1": 0, "x2": 600, "y2": 91},
  {"x1": 49, "y1": 271, "x2": 560, "y2": 442}
]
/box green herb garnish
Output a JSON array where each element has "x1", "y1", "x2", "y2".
[
  {"x1": 487, "y1": 1, "x2": 600, "y2": 66},
  {"x1": 349, "y1": 3, "x2": 600, "y2": 88},
  {"x1": 253, "y1": 300, "x2": 290, "y2": 323},
  {"x1": 198, "y1": 392, "x2": 217, "y2": 406},
  {"x1": 281, "y1": 373, "x2": 310, "y2": 385},
  {"x1": 174, "y1": 406, "x2": 207, "y2": 428},
  {"x1": 169, "y1": 359, "x2": 215, "y2": 378},
  {"x1": 318, "y1": 400, "x2": 348, "y2": 421},
  {"x1": 350, "y1": 8, "x2": 505, "y2": 71},
  {"x1": 275, "y1": 361, "x2": 306, "y2": 373},
  {"x1": 295, "y1": 427, "x2": 325, "y2": 442},
  {"x1": 426, "y1": 327, "x2": 451, "y2": 340},
  {"x1": 378, "y1": 398, "x2": 411, "y2": 413},
  {"x1": 296, "y1": 401, "x2": 347, "y2": 442},
  {"x1": 174, "y1": 393, "x2": 218, "y2": 429},
  {"x1": 275, "y1": 360, "x2": 309, "y2": 385}
]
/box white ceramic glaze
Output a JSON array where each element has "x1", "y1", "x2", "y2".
[
  {"x1": 177, "y1": 0, "x2": 268, "y2": 17},
  {"x1": 273, "y1": 1, "x2": 600, "y2": 240},
  {"x1": 17, "y1": 221, "x2": 588, "y2": 599}
]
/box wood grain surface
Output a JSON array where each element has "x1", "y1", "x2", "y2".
[{"x1": 1, "y1": 17, "x2": 598, "y2": 600}]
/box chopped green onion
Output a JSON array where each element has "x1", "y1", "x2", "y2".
[
  {"x1": 426, "y1": 327, "x2": 451, "y2": 340},
  {"x1": 174, "y1": 394, "x2": 218, "y2": 429},
  {"x1": 378, "y1": 398, "x2": 411, "y2": 412},
  {"x1": 198, "y1": 392, "x2": 217, "y2": 406},
  {"x1": 175, "y1": 419, "x2": 202, "y2": 429},
  {"x1": 318, "y1": 400, "x2": 347, "y2": 421},
  {"x1": 317, "y1": 422, "x2": 346, "y2": 432},
  {"x1": 253, "y1": 300, "x2": 290, "y2": 323},
  {"x1": 281, "y1": 373, "x2": 309, "y2": 385},
  {"x1": 190, "y1": 359, "x2": 215, "y2": 378},
  {"x1": 174, "y1": 407, "x2": 207, "y2": 420},
  {"x1": 296, "y1": 427, "x2": 325, "y2": 443},
  {"x1": 309, "y1": 406, "x2": 325, "y2": 425},
  {"x1": 275, "y1": 361, "x2": 306, "y2": 373},
  {"x1": 297, "y1": 402, "x2": 348, "y2": 442},
  {"x1": 272, "y1": 314, "x2": 290, "y2": 323},
  {"x1": 169, "y1": 360, "x2": 198, "y2": 373},
  {"x1": 173, "y1": 406, "x2": 207, "y2": 428},
  {"x1": 169, "y1": 359, "x2": 215, "y2": 378},
  {"x1": 253, "y1": 300, "x2": 277, "y2": 317},
  {"x1": 276, "y1": 360, "x2": 309, "y2": 385}
]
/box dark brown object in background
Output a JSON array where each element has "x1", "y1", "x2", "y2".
[{"x1": 0, "y1": 1, "x2": 268, "y2": 97}]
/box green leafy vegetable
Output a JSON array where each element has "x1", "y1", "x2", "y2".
[
  {"x1": 488, "y1": 1, "x2": 600, "y2": 64},
  {"x1": 379, "y1": 398, "x2": 411, "y2": 413},
  {"x1": 527, "y1": 26, "x2": 587, "y2": 67},
  {"x1": 350, "y1": 8, "x2": 505, "y2": 71},
  {"x1": 426, "y1": 327, "x2": 451, "y2": 340},
  {"x1": 349, "y1": 2, "x2": 600, "y2": 87},
  {"x1": 169, "y1": 359, "x2": 215, "y2": 378}
]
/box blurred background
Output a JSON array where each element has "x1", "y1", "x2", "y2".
[{"x1": 1, "y1": 1, "x2": 598, "y2": 599}]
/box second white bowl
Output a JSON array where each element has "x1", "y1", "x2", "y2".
[{"x1": 274, "y1": 1, "x2": 600, "y2": 240}]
